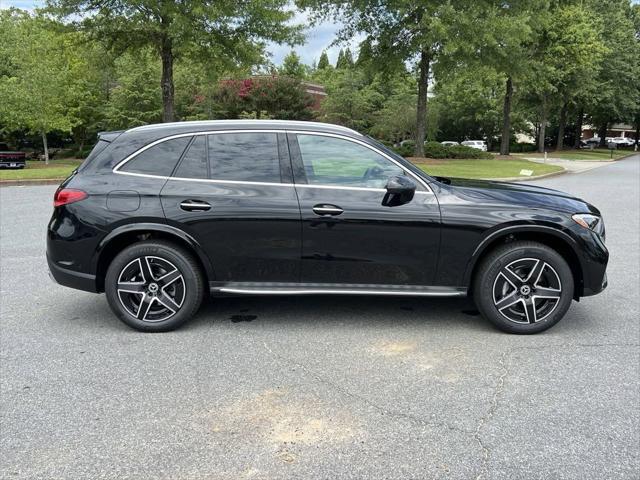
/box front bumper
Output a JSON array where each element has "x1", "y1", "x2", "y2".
[{"x1": 47, "y1": 254, "x2": 98, "y2": 293}]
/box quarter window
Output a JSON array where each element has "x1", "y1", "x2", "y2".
[
  {"x1": 120, "y1": 136, "x2": 191, "y2": 176},
  {"x1": 174, "y1": 136, "x2": 208, "y2": 179},
  {"x1": 296, "y1": 134, "x2": 404, "y2": 188},
  {"x1": 208, "y1": 132, "x2": 280, "y2": 183}
]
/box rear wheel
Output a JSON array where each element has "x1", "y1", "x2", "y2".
[
  {"x1": 105, "y1": 241, "x2": 204, "y2": 332},
  {"x1": 473, "y1": 241, "x2": 574, "y2": 334}
]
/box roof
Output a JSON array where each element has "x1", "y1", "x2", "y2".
[{"x1": 126, "y1": 120, "x2": 361, "y2": 136}]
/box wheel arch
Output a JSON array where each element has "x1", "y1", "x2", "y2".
[
  {"x1": 465, "y1": 225, "x2": 585, "y2": 300},
  {"x1": 94, "y1": 223, "x2": 214, "y2": 292}
]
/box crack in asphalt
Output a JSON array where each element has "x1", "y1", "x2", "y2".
[
  {"x1": 261, "y1": 341, "x2": 473, "y2": 438},
  {"x1": 261, "y1": 340, "x2": 638, "y2": 480},
  {"x1": 473, "y1": 351, "x2": 510, "y2": 480}
]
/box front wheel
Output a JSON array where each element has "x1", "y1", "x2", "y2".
[
  {"x1": 473, "y1": 241, "x2": 574, "y2": 334},
  {"x1": 105, "y1": 241, "x2": 204, "y2": 332}
]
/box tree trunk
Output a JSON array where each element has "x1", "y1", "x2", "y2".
[
  {"x1": 634, "y1": 119, "x2": 639, "y2": 149},
  {"x1": 41, "y1": 131, "x2": 49, "y2": 165},
  {"x1": 500, "y1": 76, "x2": 513, "y2": 156},
  {"x1": 538, "y1": 100, "x2": 547, "y2": 154},
  {"x1": 556, "y1": 99, "x2": 568, "y2": 151},
  {"x1": 414, "y1": 49, "x2": 430, "y2": 157},
  {"x1": 160, "y1": 35, "x2": 175, "y2": 123},
  {"x1": 573, "y1": 106, "x2": 584, "y2": 149},
  {"x1": 598, "y1": 123, "x2": 608, "y2": 148}
]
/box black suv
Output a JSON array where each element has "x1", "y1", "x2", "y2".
[{"x1": 47, "y1": 120, "x2": 608, "y2": 333}]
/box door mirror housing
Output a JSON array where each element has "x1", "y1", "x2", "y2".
[{"x1": 382, "y1": 175, "x2": 416, "y2": 207}]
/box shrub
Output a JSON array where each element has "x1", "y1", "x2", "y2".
[
  {"x1": 510, "y1": 142, "x2": 537, "y2": 153},
  {"x1": 393, "y1": 144, "x2": 413, "y2": 157},
  {"x1": 423, "y1": 141, "x2": 450, "y2": 158},
  {"x1": 447, "y1": 145, "x2": 493, "y2": 159}
]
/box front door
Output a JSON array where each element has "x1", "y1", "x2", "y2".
[
  {"x1": 161, "y1": 131, "x2": 301, "y2": 284},
  {"x1": 288, "y1": 132, "x2": 441, "y2": 286}
]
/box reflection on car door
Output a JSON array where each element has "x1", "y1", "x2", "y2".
[
  {"x1": 160, "y1": 131, "x2": 301, "y2": 284},
  {"x1": 288, "y1": 132, "x2": 441, "y2": 286}
]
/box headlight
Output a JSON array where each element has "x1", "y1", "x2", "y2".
[{"x1": 572, "y1": 213, "x2": 605, "y2": 237}]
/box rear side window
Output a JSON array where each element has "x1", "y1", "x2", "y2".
[
  {"x1": 174, "y1": 136, "x2": 207, "y2": 179},
  {"x1": 121, "y1": 137, "x2": 191, "y2": 176},
  {"x1": 208, "y1": 133, "x2": 280, "y2": 183}
]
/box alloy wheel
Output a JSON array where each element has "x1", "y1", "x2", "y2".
[
  {"x1": 117, "y1": 256, "x2": 185, "y2": 322},
  {"x1": 492, "y1": 257, "x2": 562, "y2": 324}
]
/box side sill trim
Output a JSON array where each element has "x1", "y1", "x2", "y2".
[{"x1": 211, "y1": 286, "x2": 467, "y2": 297}]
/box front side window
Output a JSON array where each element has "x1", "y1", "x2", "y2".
[
  {"x1": 296, "y1": 134, "x2": 403, "y2": 188},
  {"x1": 120, "y1": 136, "x2": 191, "y2": 176},
  {"x1": 208, "y1": 132, "x2": 280, "y2": 183}
]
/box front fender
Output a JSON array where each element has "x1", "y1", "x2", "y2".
[{"x1": 462, "y1": 223, "x2": 584, "y2": 286}]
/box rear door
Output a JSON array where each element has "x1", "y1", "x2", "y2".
[
  {"x1": 288, "y1": 132, "x2": 441, "y2": 286},
  {"x1": 160, "y1": 131, "x2": 301, "y2": 284}
]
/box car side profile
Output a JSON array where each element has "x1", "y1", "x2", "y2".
[{"x1": 47, "y1": 120, "x2": 608, "y2": 333}]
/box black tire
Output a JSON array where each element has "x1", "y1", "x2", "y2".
[
  {"x1": 105, "y1": 240, "x2": 205, "y2": 332},
  {"x1": 473, "y1": 241, "x2": 574, "y2": 334}
]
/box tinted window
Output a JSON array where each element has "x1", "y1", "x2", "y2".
[
  {"x1": 208, "y1": 133, "x2": 280, "y2": 183},
  {"x1": 121, "y1": 137, "x2": 191, "y2": 176},
  {"x1": 174, "y1": 136, "x2": 207, "y2": 179},
  {"x1": 296, "y1": 134, "x2": 403, "y2": 188}
]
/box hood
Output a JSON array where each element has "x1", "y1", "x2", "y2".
[{"x1": 435, "y1": 176, "x2": 600, "y2": 215}]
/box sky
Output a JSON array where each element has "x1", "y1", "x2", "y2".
[{"x1": 0, "y1": 0, "x2": 359, "y2": 66}]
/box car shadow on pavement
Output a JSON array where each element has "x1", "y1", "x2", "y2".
[{"x1": 184, "y1": 294, "x2": 496, "y2": 333}]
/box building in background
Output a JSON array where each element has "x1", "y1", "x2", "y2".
[{"x1": 582, "y1": 123, "x2": 638, "y2": 140}]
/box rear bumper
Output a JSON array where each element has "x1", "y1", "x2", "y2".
[{"x1": 47, "y1": 254, "x2": 98, "y2": 293}]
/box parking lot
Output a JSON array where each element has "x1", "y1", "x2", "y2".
[{"x1": 1, "y1": 156, "x2": 638, "y2": 479}]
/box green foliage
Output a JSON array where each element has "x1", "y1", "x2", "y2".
[
  {"x1": 104, "y1": 50, "x2": 163, "y2": 129},
  {"x1": 280, "y1": 51, "x2": 308, "y2": 79},
  {"x1": 336, "y1": 48, "x2": 354, "y2": 69},
  {"x1": 0, "y1": 10, "x2": 84, "y2": 160},
  {"x1": 48, "y1": 0, "x2": 304, "y2": 121},
  {"x1": 317, "y1": 51, "x2": 331, "y2": 70}
]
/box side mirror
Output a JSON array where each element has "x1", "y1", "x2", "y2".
[{"x1": 382, "y1": 175, "x2": 416, "y2": 207}]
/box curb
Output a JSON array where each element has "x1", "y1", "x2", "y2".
[
  {"x1": 482, "y1": 168, "x2": 567, "y2": 182},
  {"x1": 0, "y1": 178, "x2": 64, "y2": 187}
]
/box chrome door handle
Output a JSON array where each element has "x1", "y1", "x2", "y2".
[
  {"x1": 180, "y1": 200, "x2": 211, "y2": 212},
  {"x1": 312, "y1": 204, "x2": 343, "y2": 216}
]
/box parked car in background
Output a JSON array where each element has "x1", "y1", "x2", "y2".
[
  {"x1": 47, "y1": 120, "x2": 608, "y2": 334},
  {"x1": 581, "y1": 138, "x2": 601, "y2": 147},
  {"x1": 461, "y1": 140, "x2": 488, "y2": 152},
  {"x1": 0, "y1": 143, "x2": 26, "y2": 169},
  {"x1": 440, "y1": 141, "x2": 459, "y2": 147},
  {"x1": 609, "y1": 137, "x2": 635, "y2": 147}
]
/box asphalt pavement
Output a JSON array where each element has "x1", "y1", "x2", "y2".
[{"x1": 1, "y1": 155, "x2": 638, "y2": 479}]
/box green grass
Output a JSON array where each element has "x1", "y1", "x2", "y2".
[
  {"x1": 411, "y1": 158, "x2": 563, "y2": 179},
  {"x1": 0, "y1": 159, "x2": 82, "y2": 181},
  {"x1": 517, "y1": 148, "x2": 630, "y2": 161}
]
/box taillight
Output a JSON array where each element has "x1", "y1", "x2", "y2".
[{"x1": 53, "y1": 188, "x2": 88, "y2": 207}]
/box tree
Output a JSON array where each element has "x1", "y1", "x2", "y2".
[
  {"x1": 214, "y1": 76, "x2": 314, "y2": 120},
  {"x1": 336, "y1": 47, "x2": 354, "y2": 68},
  {"x1": 317, "y1": 51, "x2": 330, "y2": 70},
  {"x1": 0, "y1": 10, "x2": 81, "y2": 163},
  {"x1": 49, "y1": 0, "x2": 303, "y2": 123},
  {"x1": 280, "y1": 50, "x2": 308, "y2": 79},
  {"x1": 585, "y1": 0, "x2": 640, "y2": 147},
  {"x1": 104, "y1": 49, "x2": 163, "y2": 129},
  {"x1": 455, "y1": 1, "x2": 546, "y2": 155},
  {"x1": 298, "y1": 0, "x2": 481, "y2": 156}
]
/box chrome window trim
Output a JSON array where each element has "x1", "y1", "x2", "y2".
[{"x1": 112, "y1": 129, "x2": 433, "y2": 194}]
